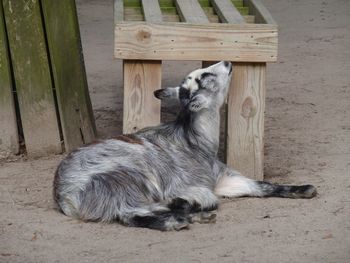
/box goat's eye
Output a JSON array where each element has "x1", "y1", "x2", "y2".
[{"x1": 195, "y1": 78, "x2": 204, "y2": 90}]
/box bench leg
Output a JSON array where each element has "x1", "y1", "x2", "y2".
[
  {"x1": 123, "y1": 60, "x2": 162, "y2": 134},
  {"x1": 227, "y1": 62, "x2": 266, "y2": 180}
]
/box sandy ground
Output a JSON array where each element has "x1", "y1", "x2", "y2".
[{"x1": 1, "y1": 0, "x2": 350, "y2": 262}]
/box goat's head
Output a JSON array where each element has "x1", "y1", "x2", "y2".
[{"x1": 154, "y1": 61, "x2": 232, "y2": 112}]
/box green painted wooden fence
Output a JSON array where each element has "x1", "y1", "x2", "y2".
[
  {"x1": 0, "y1": 1, "x2": 18, "y2": 158},
  {"x1": 0, "y1": 0, "x2": 95, "y2": 158}
]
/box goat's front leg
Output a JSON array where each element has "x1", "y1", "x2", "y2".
[
  {"x1": 214, "y1": 162, "x2": 317, "y2": 199},
  {"x1": 168, "y1": 187, "x2": 218, "y2": 224},
  {"x1": 168, "y1": 197, "x2": 217, "y2": 224}
]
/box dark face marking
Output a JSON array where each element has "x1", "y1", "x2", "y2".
[
  {"x1": 201, "y1": 72, "x2": 216, "y2": 79},
  {"x1": 114, "y1": 134, "x2": 143, "y2": 145},
  {"x1": 195, "y1": 78, "x2": 203, "y2": 89},
  {"x1": 179, "y1": 86, "x2": 190, "y2": 101},
  {"x1": 195, "y1": 72, "x2": 217, "y2": 90}
]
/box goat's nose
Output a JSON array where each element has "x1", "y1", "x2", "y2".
[
  {"x1": 223, "y1": 61, "x2": 232, "y2": 75},
  {"x1": 223, "y1": 61, "x2": 231, "y2": 68}
]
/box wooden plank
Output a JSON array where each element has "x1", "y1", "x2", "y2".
[
  {"x1": 200, "y1": 0, "x2": 244, "y2": 7},
  {"x1": 123, "y1": 60, "x2": 161, "y2": 133},
  {"x1": 115, "y1": 22, "x2": 278, "y2": 62},
  {"x1": 177, "y1": 0, "x2": 212, "y2": 69},
  {"x1": 139, "y1": 1, "x2": 163, "y2": 132},
  {"x1": 114, "y1": 0, "x2": 124, "y2": 23},
  {"x1": 244, "y1": 0, "x2": 276, "y2": 24},
  {"x1": 3, "y1": 0, "x2": 61, "y2": 157},
  {"x1": 227, "y1": 63, "x2": 265, "y2": 180},
  {"x1": 125, "y1": 15, "x2": 144, "y2": 22},
  {"x1": 0, "y1": 1, "x2": 18, "y2": 158},
  {"x1": 141, "y1": 0, "x2": 162, "y2": 23},
  {"x1": 203, "y1": 6, "x2": 249, "y2": 16},
  {"x1": 218, "y1": 0, "x2": 267, "y2": 179},
  {"x1": 163, "y1": 15, "x2": 180, "y2": 22},
  {"x1": 175, "y1": 0, "x2": 209, "y2": 23},
  {"x1": 211, "y1": 0, "x2": 245, "y2": 23},
  {"x1": 41, "y1": 0, "x2": 96, "y2": 153},
  {"x1": 244, "y1": 15, "x2": 255, "y2": 23},
  {"x1": 207, "y1": 14, "x2": 254, "y2": 24}
]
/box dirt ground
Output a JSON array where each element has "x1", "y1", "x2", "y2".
[{"x1": 1, "y1": 0, "x2": 350, "y2": 262}]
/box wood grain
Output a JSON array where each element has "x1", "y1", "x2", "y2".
[
  {"x1": 3, "y1": 0, "x2": 61, "y2": 157},
  {"x1": 0, "y1": 1, "x2": 18, "y2": 158},
  {"x1": 211, "y1": 0, "x2": 245, "y2": 23},
  {"x1": 123, "y1": 60, "x2": 161, "y2": 133},
  {"x1": 141, "y1": 0, "x2": 162, "y2": 23},
  {"x1": 227, "y1": 63, "x2": 266, "y2": 180},
  {"x1": 41, "y1": 0, "x2": 96, "y2": 153},
  {"x1": 175, "y1": 0, "x2": 209, "y2": 23},
  {"x1": 115, "y1": 22, "x2": 278, "y2": 62}
]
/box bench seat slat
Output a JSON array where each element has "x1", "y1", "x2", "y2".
[
  {"x1": 211, "y1": 0, "x2": 245, "y2": 24},
  {"x1": 244, "y1": 0, "x2": 276, "y2": 24},
  {"x1": 114, "y1": 0, "x2": 124, "y2": 23},
  {"x1": 175, "y1": 0, "x2": 209, "y2": 23},
  {"x1": 141, "y1": 0, "x2": 163, "y2": 23}
]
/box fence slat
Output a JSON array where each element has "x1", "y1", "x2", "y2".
[
  {"x1": 41, "y1": 0, "x2": 96, "y2": 152},
  {"x1": 0, "y1": 1, "x2": 18, "y2": 158},
  {"x1": 3, "y1": 0, "x2": 61, "y2": 157}
]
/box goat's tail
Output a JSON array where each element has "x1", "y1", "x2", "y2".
[{"x1": 214, "y1": 172, "x2": 317, "y2": 199}]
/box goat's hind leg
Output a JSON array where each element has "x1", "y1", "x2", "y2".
[{"x1": 215, "y1": 168, "x2": 317, "y2": 199}]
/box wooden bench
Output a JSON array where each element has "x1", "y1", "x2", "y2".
[{"x1": 114, "y1": 0, "x2": 278, "y2": 180}]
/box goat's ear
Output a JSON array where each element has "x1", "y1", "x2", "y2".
[
  {"x1": 154, "y1": 87, "x2": 179, "y2": 100},
  {"x1": 188, "y1": 94, "x2": 210, "y2": 112}
]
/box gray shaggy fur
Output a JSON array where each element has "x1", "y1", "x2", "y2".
[{"x1": 54, "y1": 62, "x2": 317, "y2": 231}]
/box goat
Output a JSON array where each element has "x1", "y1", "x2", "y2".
[{"x1": 53, "y1": 61, "x2": 317, "y2": 231}]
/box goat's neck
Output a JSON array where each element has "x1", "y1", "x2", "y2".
[{"x1": 187, "y1": 108, "x2": 221, "y2": 155}]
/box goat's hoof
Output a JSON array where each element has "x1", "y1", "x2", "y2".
[
  {"x1": 190, "y1": 212, "x2": 217, "y2": 224},
  {"x1": 295, "y1": 184, "x2": 318, "y2": 199},
  {"x1": 302, "y1": 185, "x2": 317, "y2": 198},
  {"x1": 174, "y1": 222, "x2": 190, "y2": 231}
]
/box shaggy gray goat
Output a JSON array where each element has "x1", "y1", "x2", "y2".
[{"x1": 54, "y1": 61, "x2": 317, "y2": 231}]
